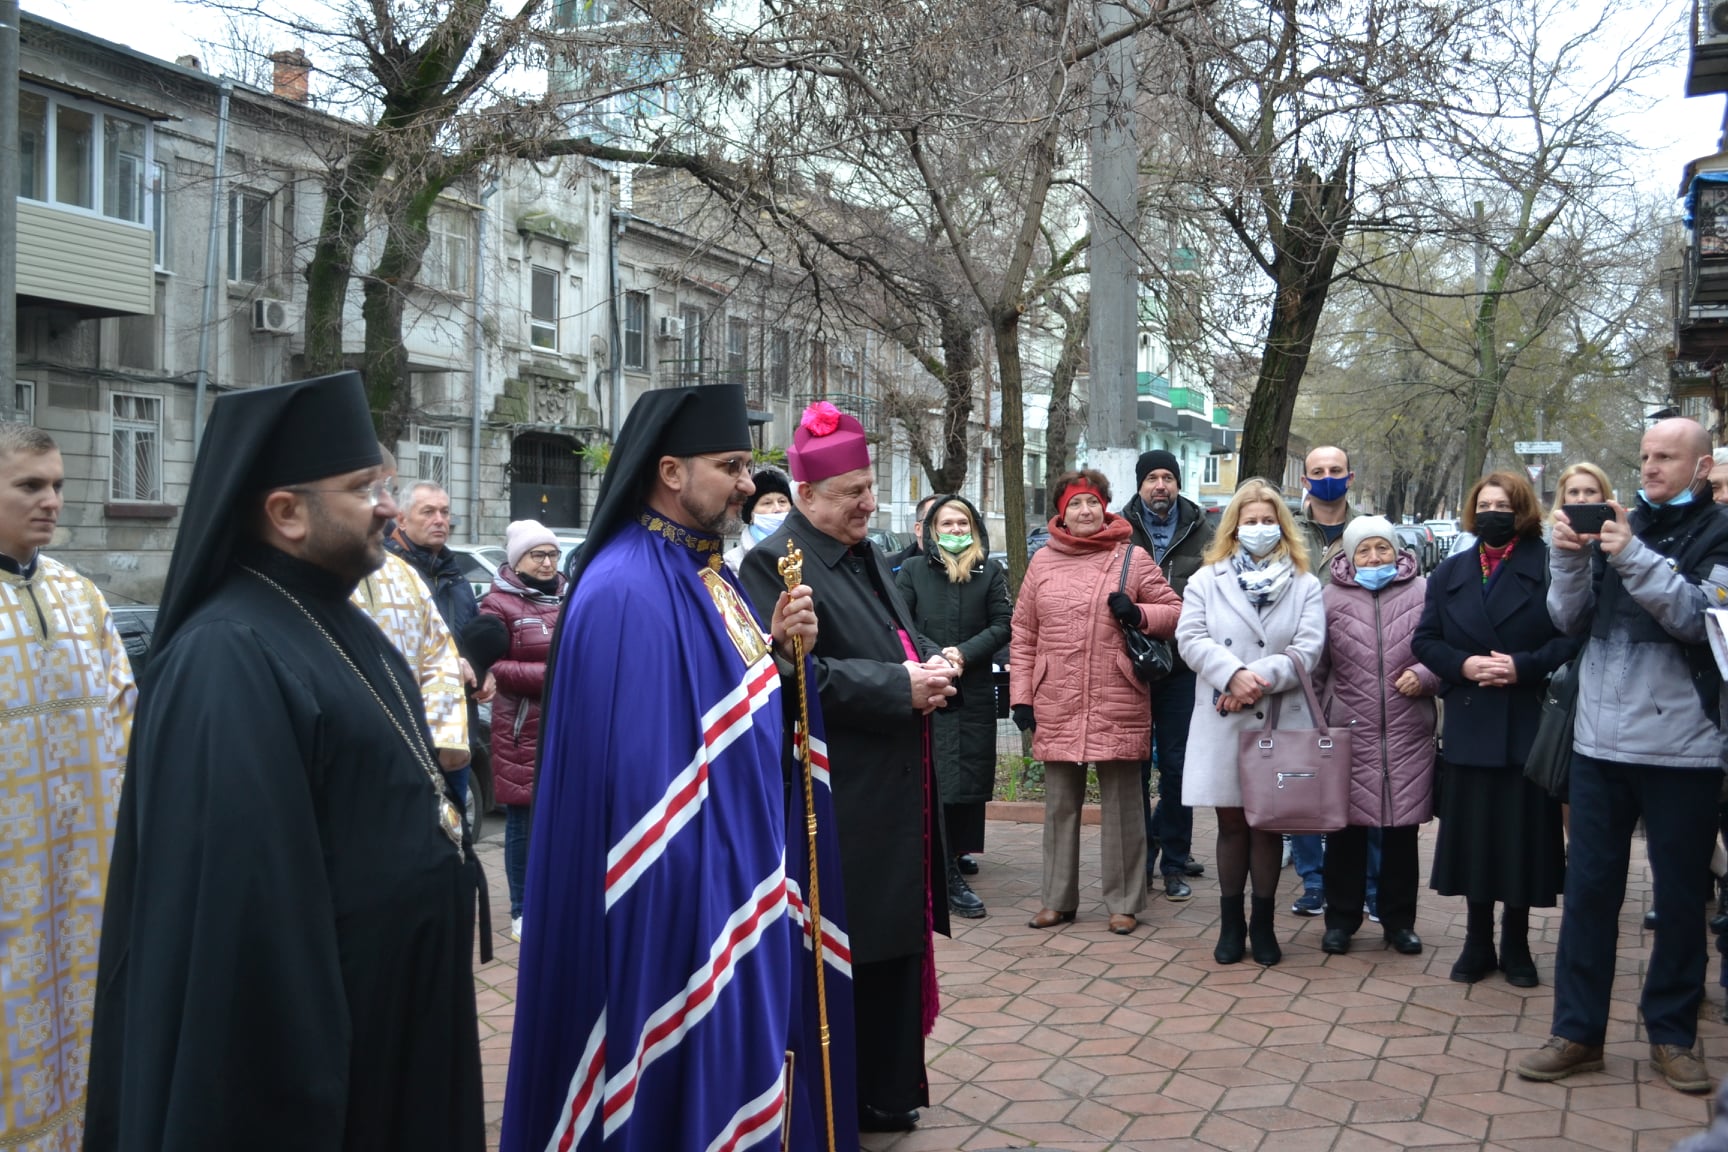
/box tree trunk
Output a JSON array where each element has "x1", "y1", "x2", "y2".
[
  {"x1": 929, "y1": 309, "x2": 976, "y2": 494},
  {"x1": 360, "y1": 181, "x2": 445, "y2": 443},
  {"x1": 303, "y1": 151, "x2": 390, "y2": 376},
  {"x1": 1045, "y1": 294, "x2": 1089, "y2": 498},
  {"x1": 993, "y1": 311, "x2": 1032, "y2": 596},
  {"x1": 1239, "y1": 154, "x2": 1353, "y2": 483}
]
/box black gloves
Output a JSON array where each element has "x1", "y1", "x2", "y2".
[
  {"x1": 1107, "y1": 591, "x2": 1140, "y2": 627},
  {"x1": 1012, "y1": 704, "x2": 1036, "y2": 732}
]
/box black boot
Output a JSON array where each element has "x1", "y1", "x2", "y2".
[
  {"x1": 1215, "y1": 895, "x2": 1246, "y2": 965},
  {"x1": 1451, "y1": 900, "x2": 1498, "y2": 983},
  {"x1": 1499, "y1": 906, "x2": 1537, "y2": 987},
  {"x1": 947, "y1": 857, "x2": 985, "y2": 919},
  {"x1": 1249, "y1": 896, "x2": 1282, "y2": 966}
]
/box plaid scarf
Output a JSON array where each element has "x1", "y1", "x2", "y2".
[{"x1": 1232, "y1": 548, "x2": 1295, "y2": 608}]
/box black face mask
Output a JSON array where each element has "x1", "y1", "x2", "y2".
[{"x1": 1475, "y1": 511, "x2": 1517, "y2": 548}]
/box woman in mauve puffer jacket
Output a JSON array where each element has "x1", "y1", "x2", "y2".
[
  {"x1": 1010, "y1": 469, "x2": 1182, "y2": 936},
  {"x1": 478, "y1": 524, "x2": 567, "y2": 941},
  {"x1": 1313, "y1": 517, "x2": 1440, "y2": 959}
]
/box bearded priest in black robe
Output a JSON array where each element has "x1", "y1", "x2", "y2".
[{"x1": 83, "y1": 372, "x2": 486, "y2": 1152}]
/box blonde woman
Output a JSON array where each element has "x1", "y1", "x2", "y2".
[
  {"x1": 896, "y1": 495, "x2": 1012, "y2": 919},
  {"x1": 1177, "y1": 479, "x2": 1326, "y2": 966},
  {"x1": 1550, "y1": 462, "x2": 1614, "y2": 517}
]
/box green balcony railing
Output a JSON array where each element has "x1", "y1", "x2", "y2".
[
  {"x1": 1136, "y1": 372, "x2": 1171, "y2": 400},
  {"x1": 1169, "y1": 387, "x2": 1206, "y2": 414}
]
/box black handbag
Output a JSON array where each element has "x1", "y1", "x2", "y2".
[
  {"x1": 1523, "y1": 652, "x2": 1580, "y2": 801},
  {"x1": 1117, "y1": 546, "x2": 1174, "y2": 684}
]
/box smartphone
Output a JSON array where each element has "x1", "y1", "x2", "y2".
[{"x1": 1560, "y1": 503, "x2": 1613, "y2": 535}]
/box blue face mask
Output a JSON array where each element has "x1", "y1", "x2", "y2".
[
  {"x1": 1355, "y1": 563, "x2": 1397, "y2": 591},
  {"x1": 749, "y1": 512, "x2": 787, "y2": 542},
  {"x1": 1306, "y1": 475, "x2": 1350, "y2": 503},
  {"x1": 1638, "y1": 487, "x2": 1695, "y2": 508}
]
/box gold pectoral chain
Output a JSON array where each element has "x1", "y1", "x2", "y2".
[
  {"x1": 243, "y1": 567, "x2": 463, "y2": 854},
  {"x1": 0, "y1": 1104, "x2": 80, "y2": 1148}
]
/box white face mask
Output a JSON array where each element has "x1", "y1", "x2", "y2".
[{"x1": 1237, "y1": 523, "x2": 1283, "y2": 558}]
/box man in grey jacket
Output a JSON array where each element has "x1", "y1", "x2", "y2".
[{"x1": 1516, "y1": 418, "x2": 1728, "y2": 1094}]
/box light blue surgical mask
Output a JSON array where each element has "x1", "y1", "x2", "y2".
[
  {"x1": 1638, "y1": 487, "x2": 1695, "y2": 508},
  {"x1": 1355, "y1": 563, "x2": 1397, "y2": 591},
  {"x1": 1237, "y1": 524, "x2": 1283, "y2": 558},
  {"x1": 749, "y1": 512, "x2": 787, "y2": 542}
]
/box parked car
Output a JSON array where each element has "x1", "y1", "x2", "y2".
[
  {"x1": 1424, "y1": 519, "x2": 1460, "y2": 557},
  {"x1": 461, "y1": 532, "x2": 585, "y2": 598},
  {"x1": 109, "y1": 603, "x2": 158, "y2": 675},
  {"x1": 867, "y1": 529, "x2": 914, "y2": 558},
  {"x1": 1393, "y1": 525, "x2": 1438, "y2": 574},
  {"x1": 1026, "y1": 524, "x2": 1051, "y2": 557}
]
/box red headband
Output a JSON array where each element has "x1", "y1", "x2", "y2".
[{"x1": 1057, "y1": 481, "x2": 1105, "y2": 518}]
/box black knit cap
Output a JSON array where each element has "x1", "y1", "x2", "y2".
[
  {"x1": 1135, "y1": 449, "x2": 1181, "y2": 488},
  {"x1": 742, "y1": 468, "x2": 791, "y2": 522}
]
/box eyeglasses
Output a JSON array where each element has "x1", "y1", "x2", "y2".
[
  {"x1": 286, "y1": 478, "x2": 398, "y2": 508},
  {"x1": 696, "y1": 454, "x2": 753, "y2": 479},
  {"x1": 522, "y1": 548, "x2": 561, "y2": 563}
]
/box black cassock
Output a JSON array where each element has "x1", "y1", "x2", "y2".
[{"x1": 83, "y1": 546, "x2": 484, "y2": 1152}]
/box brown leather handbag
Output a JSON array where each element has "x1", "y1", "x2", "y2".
[{"x1": 1236, "y1": 648, "x2": 1351, "y2": 833}]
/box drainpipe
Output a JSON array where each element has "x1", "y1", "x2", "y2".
[
  {"x1": 193, "y1": 79, "x2": 232, "y2": 448},
  {"x1": 608, "y1": 207, "x2": 627, "y2": 438},
  {"x1": 469, "y1": 178, "x2": 495, "y2": 543}
]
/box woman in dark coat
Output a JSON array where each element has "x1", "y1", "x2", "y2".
[
  {"x1": 896, "y1": 494, "x2": 1012, "y2": 919},
  {"x1": 1413, "y1": 471, "x2": 1580, "y2": 987}
]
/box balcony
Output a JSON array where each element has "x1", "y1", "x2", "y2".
[
  {"x1": 1690, "y1": 0, "x2": 1728, "y2": 96},
  {"x1": 17, "y1": 199, "x2": 153, "y2": 318},
  {"x1": 1169, "y1": 386, "x2": 1207, "y2": 414},
  {"x1": 658, "y1": 358, "x2": 779, "y2": 422}
]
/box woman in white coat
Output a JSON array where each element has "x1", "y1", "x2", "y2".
[{"x1": 1177, "y1": 478, "x2": 1326, "y2": 967}]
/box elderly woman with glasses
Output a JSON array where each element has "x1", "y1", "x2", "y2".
[{"x1": 479, "y1": 520, "x2": 569, "y2": 943}]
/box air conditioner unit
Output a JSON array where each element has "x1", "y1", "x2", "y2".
[
  {"x1": 657, "y1": 316, "x2": 685, "y2": 340},
  {"x1": 251, "y1": 297, "x2": 297, "y2": 335},
  {"x1": 1705, "y1": 0, "x2": 1728, "y2": 45}
]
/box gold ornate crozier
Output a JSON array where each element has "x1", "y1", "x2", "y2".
[{"x1": 777, "y1": 540, "x2": 836, "y2": 1152}]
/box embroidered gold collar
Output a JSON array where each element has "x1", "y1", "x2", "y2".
[{"x1": 639, "y1": 509, "x2": 726, "y2": 571}]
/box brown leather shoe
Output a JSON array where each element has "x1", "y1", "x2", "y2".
[
  {"x1": 1027, "y1": 908, "x2": 1076, "y2": 929},
  {"x1": 1515, "y1": 1036, "x2": 1605, "y2": 1082},
  {"x1": 1108, "y1": 913, "x2": 1137, "y2": 935},
  {"x1": 1651, "y1": 1044, "x2": 1713, "y2": 1094}
]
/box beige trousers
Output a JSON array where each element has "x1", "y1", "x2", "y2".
[{"x1": 1041, "y1": 759, "x2": 1148, "y2": 915}]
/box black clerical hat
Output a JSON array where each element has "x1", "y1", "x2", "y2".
[{"x1": 152, "y1": 372, "x2": 383, "y2": 659}]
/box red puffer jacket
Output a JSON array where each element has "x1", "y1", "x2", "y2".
[{"x1": 478, "y1": 564, "x2": 566, "y2": 806}]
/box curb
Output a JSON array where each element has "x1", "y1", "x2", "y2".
[{"x1": 986, "y1": 800, "x2": 1102, "y2": 825}]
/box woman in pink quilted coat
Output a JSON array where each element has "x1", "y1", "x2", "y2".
[
  {"x1": 1312, "y1": 516, "x2": 1440, "y2": 959},
  {"x1": 1010, "y1": 469, "x2": 1182, "y2": 936}
]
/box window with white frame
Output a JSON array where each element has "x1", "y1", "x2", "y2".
[
  {"x1": 424, "y1": 210, "x2": 470, "y2": 295},
  {"x1": 7, "y1": 382, "x2": 34, "y2": 424},
  {"x1": 417, "y1": 428, "x2": 449, "y2": 487},
  {"x1": 228, "y1": 190, "x2": 269, "y2": 282},
  {"x1": 623, "y1": 291, "x2": 648, "y2": 369},
  {"x1": 1203, "y1": 454, "x2": 1219, "y2": 485},
  {"x1": 150, "y1": 161, "x2": 168, "y2": 269},
  {"x1": 110, "y1": 393, "x2": 163, "y2": 503},
  {"x1": 17, "y1": 88, "x2": 152, "y2": 225},
  {"x1": 769, "y1": 329, "x2": 790, "y2": 397},
  {"x1": 726, "y1": 318, "x2": 749, "y2": 385},
  {"x1": 680, "y1": 306, "x2": 705, "y2": 380},
  {"x1": 530, "y1": 267, "x2": 559, "y2": 350}
]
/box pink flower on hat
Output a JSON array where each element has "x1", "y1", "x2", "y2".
[{"x1": 800, "y1": 401, "x2": 842, "y2": 437}]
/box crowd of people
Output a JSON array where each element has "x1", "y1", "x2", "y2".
[{"x1": 8, "y1": 375, "x2": 1728, "y2": 1149}]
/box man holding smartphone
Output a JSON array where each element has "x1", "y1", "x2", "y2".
[{"x1": 1518, "y1": 418, "x2": 1728, "y2": 1094}]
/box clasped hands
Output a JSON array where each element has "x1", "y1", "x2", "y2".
[
  {"x1": 1218, "y1": 668, "x2": 1270, "y2": 713},
  {"x1": 906, "y1": 656, "x2": 958, "y2": 714},
  {"x1": 1462, "y1": 652, "x2": 1518, "y2": 687}
]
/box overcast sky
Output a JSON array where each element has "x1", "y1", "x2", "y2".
[{"x1": 34, "y1": 0, "x2": 1728, "y2": 203}]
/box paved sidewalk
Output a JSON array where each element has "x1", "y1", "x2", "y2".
[{"x1": 473, "y1": 811, "x2": 1723, "y2": 1151}]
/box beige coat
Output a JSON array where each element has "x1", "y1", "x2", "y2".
[{"x1": 1176, "y1": 559, "x2": 1327, "y2": 808}]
